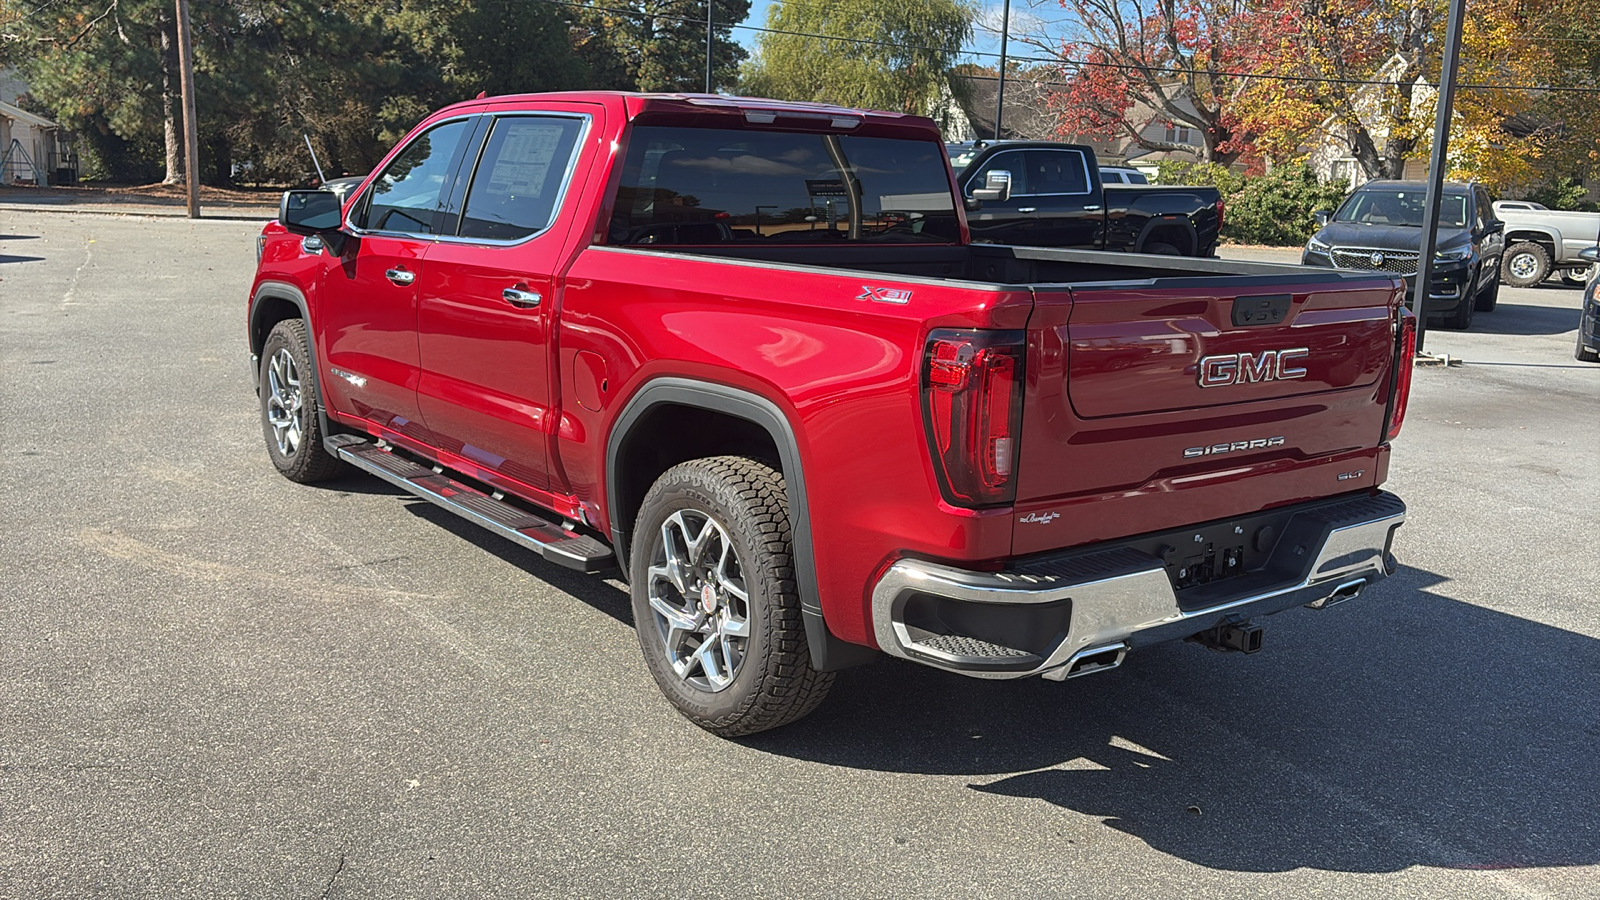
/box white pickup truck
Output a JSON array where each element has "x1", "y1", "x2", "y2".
[{"x1": 1492, "y1": 200, "x2": 1600, "y2": 287}]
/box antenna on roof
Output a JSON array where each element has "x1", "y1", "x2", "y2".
[
  {"x1": 476, "y1": 91, "x2": 488, "y2": 99},
  {"x1": 303, "y1": 134, "x2": 326, "y2": 185}
]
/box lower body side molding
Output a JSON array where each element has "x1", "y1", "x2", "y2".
[{"x1": 328, "y1": 435, "x2": 615, "y2": 573}]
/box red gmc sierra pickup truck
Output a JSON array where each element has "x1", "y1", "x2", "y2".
[{"x1": 250, "y1": 92, "x2": 1414, "y2": 736}]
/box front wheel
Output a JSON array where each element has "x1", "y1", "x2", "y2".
[
  {"x1": 1474, "y1": 264, "x2": 1500, "y2": 312},
  {"x1": 630, "y1": 456, "x2": 835, "y2": 737},
  {"x1": 259, "y1": 319, "x2": 343, "y2": 483},
  {"x1": 1502, "y1": 242, "x2": 1551, "y2": 287},
  {"x1": 1443, "y1": 292, "x2": 1475, "y2": 329}
]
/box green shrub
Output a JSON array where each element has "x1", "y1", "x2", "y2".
[
  {"x1": 1525, "y1": 176, "x2": 1598, "y2": 212},
  {"x1": 1221, "y1": 164, "x2": 1349, "y2": 246},
  {"x1": 1153, "y1": 160, "x2": 1246, "y2": 197}
]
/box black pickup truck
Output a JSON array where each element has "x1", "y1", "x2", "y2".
[{"x1": 952, "y1": 141, "x2": 1223, "y2": 256}]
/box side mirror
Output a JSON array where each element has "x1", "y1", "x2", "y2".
[
  {"x1": 1312, "y1": 210, "x2": 1332, "y2": 227},
  {"x1": 1580, "y1": 246, "x2": 1600, "y2": 263},
  {"x1": 1486, "y1": 220, "x2": 1504, "y2": 234},
  {"x1": 972, "y1": 169, "x2": 1012, "y2": 203},
  {"x1": 280, "y1": 190, "x2": 344, "y2": 236}
]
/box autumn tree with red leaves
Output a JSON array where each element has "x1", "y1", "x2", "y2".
[{"x1": 1043, "y1": 0, "x2": 1301, "y2": 166}]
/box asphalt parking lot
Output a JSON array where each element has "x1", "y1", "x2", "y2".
[{"x1": 2, "y1": 209, "x2": 1597, "y2": 899}]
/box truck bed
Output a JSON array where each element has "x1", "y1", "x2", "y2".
[{"x1": 660, "y1": 242, "x2": 1387, "y2": 289}]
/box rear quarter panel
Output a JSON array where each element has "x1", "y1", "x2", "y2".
[{"x1": 558, "y1": 248, "x2": 1032, "y2": 644}]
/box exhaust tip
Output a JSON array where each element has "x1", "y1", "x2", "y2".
[
  {"x1": 1307, "y1": 578, "x2": 1367, "y2": 610},
  {"x1": 1045, "y1": 642, "x2": 1128, "y2": 681}
]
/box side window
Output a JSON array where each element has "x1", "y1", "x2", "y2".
[
  {"x1": 1475, "y1": 188, "x2": 1492, "y2": 229},
  {"x1": 458, "y1": 116, "x2": 586, "y2": 241},
  {"x1": 967, "y1": 151, "x2": 1027, "y2": 197},
  {"x1": 1128, "y1": 171, "x2": 1148, "y2": 184},
  {"x1": 357, "y1": 118, "x2": 472, "y2": 235},
  {"x1": 1025, "y1": 149, "x2": 1090, "y2": 195},
  {"x1": 1100, "y1": 171, "x2": 1120, "y2": 184}
]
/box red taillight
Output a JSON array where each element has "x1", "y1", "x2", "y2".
[
  {"x1": 1215, "y1": 197, "x2": 1226, "y2": 229},
  {"x1": 921, "y1": 329, "x2": 1025, "y2": 507},
  {"x1": 1386, "y1": 307, "x2": 1417, "y2": 441}
]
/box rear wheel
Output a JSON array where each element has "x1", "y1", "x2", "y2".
[
  {"x1": 630, "y1": 456, "x2": 834, "y2": 737},
  {"x1": 259, "y1": 319, "x2": 343, "y2": 483},
  {"x1": 1143, "y1": 241, "x2": 1182, "y2": 256},
  {"x1": 1502, "y1": 242, "x2": 1551, "y2": 287},
  {"x1": 1560, "y1": 265, "x2": 1594, "y2": 287}
]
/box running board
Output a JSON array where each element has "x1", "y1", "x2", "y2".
[{"x1": 329, "y1": 435, "x2": 616, "y2": 573}]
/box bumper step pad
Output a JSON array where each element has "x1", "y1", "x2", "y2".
[{"x1": 329, "y1": 435, "x2": 615, "y2": 573}]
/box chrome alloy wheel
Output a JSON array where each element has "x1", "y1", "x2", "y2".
[
  {"x1": 1508, "y1": 251, "x2": 1541, "y2": 280},
  {"x1": 646, "y1": 509, "x2": 751, "y2": 692},
  {"x1": 264, "y1": 348, "x2": 305, "y2": 457}
]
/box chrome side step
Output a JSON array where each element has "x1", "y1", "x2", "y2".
[{"x1": 329, "y1": 435, "x2": 615, "y2": 573}]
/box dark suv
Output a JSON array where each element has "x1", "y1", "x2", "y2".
[
  {"x1": 1302, "y1": 180, "x2": 1504, "y2": 329},
  {"x1": 1578, "y1": 247, "x2": 1600, "y2": 362}
]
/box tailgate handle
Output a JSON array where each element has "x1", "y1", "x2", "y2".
[{"x1": 1232, "y1": 293, "x2": 1292, "y2": 327}]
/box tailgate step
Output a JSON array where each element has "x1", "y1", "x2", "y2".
[{"x1": 330, "y1": 436, "x2": 615, "y2": 573}]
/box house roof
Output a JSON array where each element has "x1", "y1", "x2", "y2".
[
  {"x1": 1122, "y1": 147, "x2": 1204, "y2": 164},
  {"x1": 0, "y1": 99, "x2": 57, "y2": 130}
]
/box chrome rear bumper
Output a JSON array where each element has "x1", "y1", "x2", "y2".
[{"x1": 870, "y1": 492, "x2": 1405, "y2": 681}]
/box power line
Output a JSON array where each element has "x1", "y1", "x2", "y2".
[{"x1": 537, "y1": 0, "x2": 1600, "y2": 94}]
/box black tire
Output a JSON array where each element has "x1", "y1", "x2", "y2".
[
  {"x1": 1443, "y1": 290, "x2": 1475, "y2": 329},
  {"x1": 1474, "y1": 264, "x2": 1500, "y2": 311},
  {"x1": 259, "y1": 319, "x2": 343, "y2": 483},
  {"x1": 1502, "y1": 241, "x2": 1551, "y2": 287},
  {"x1": 1560, "y1": 265, "x2": 1594, "y2": 287},
  {"x1": 1578, "y1": 334, "x2": 1600, "y2": 363},
  {"x1": 629, "y1": 456, "x2": 835, "y2": 736},
  {"x1": 1143, "y1": 241, "x2": 1182, "y2": 256}
]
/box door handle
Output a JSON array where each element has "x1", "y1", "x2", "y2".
[
  {"x1": 385, "y1": 267, "x2": 415, "y2": 286},
  {"x1": 1018, "y1": 207, "x2": 1037, "y2": 214},
  {"x1": 502, "y1": 286, "x2": 542, "y2": 308}
]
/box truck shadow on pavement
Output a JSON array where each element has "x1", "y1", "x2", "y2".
[
  {"x1": 398, "y1": 498, "x2": 634, "y2": 626},
  {"x1": 1462, "y1": 302, "x2": 1579, "y2": 336},
  {"x1": 747, "y1": 563, "x2": 1600, "y2": 874}
]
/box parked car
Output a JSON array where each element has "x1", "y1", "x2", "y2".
[
  {"x1": 1303, "y1": 180, "x2": 1503, "y2": 329},
  {"x1": 1578, "y1": 246, "x2": 1600, "y2": 362},
  {"x1": 954, "y1": 141, "x2": 1223, "y2": 256},
  {"x1": 256, "y1": 92, "x2": 1411, "y2": 736},
  {"x1": 1490, "y1": 200, "x2": 1600, "y2": 287},
  {"x1": 1099, "y1": 166, "x2": 1150, "y2": 184},
  {"x1": 318, "y1": 175, "x2": 366, "y2": 204}
]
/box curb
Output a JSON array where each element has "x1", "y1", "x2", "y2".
[{"x1": 0, "y1": 203, "x2": 275, "y2": 222}]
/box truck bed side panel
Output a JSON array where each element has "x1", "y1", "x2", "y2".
[{"x1": 558, "y1": 248, "x2": 1032, "y2": 645}]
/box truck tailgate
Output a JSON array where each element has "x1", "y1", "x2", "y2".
[{"x1": 1013, "y1": 276, "x2": 1402, "y2": 555}]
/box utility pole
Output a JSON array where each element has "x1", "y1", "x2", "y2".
[
  {"x1": 705, "y1": 0, "x2": 714, "y2": 93},
  {"x1": 992, "y1": 0, "x2": 1011, "y2": 140},
  {"x1": 175, "y1": 0, "x2": 201, "y2": 218},
  {"x1": 1412, "y1": 0, "x2": 1467, "y2": 354}
]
